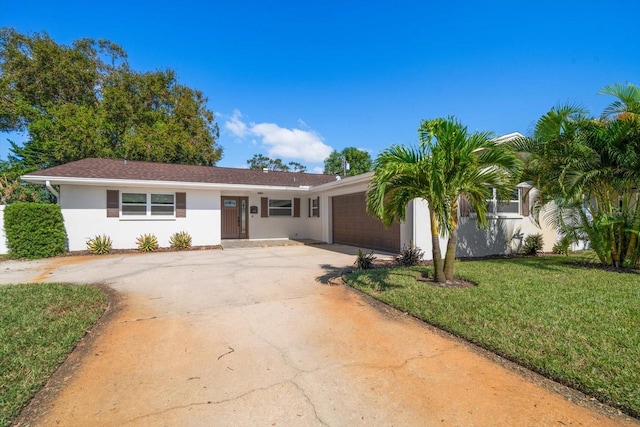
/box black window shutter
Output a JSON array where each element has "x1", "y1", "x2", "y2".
[
  {"x1": 107, "y1": 190, "x2": 119, "y2": 217},
  {"x1": 459, "y1": 195, "x2": 470, "y2": 218},
  {"x1": 176, "y1": 192, "x2": 186, "y2": 217},
  {"x1": 520, "y1": 187, "x2": 530, "y2": 216},
  {"x1": 261, "y1": 197, "x2": 268, "y2": 217},
  {"x1": 293, "y1": 198, "x2": 300, "y2": 217}
]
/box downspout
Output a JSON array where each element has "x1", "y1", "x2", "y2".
[{"x1": 45, "y1": 180, "x2": 59, "y2": 204}]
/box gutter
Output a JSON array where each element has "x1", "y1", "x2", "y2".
[
  {"x1": 23, "y1": 175, "x2": 321, "y2": 193},
  {"x1": 45, "y1": 180, "x2": 60, "y2": 203}
]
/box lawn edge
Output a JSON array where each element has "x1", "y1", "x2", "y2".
[
  {"x1": 339, "y1": 277, "x2": 640, "y2": 425},
  {"x1": 10, "y1": 284, "x2": 121, "y2": 427}
]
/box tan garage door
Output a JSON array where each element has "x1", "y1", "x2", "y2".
[{"x1": 332, "y1": 192, "x2": 400, "y2": 253}]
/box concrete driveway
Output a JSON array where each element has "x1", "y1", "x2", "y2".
[{"x1": 1, "y1": 245, "x2": 635, "y2": 426}]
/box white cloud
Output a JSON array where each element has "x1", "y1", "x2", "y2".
[
  {"x1": 312, "y1": 166, "x2": 324, "y2": 174},
  {"x1": 250, "y1": 123, "x2": 332, "y2": 162},
  {"x1": 225, "y1": 109, "x2": 249, "y2": 138},
  {"x1": 224, "y1": 110, "x2": 333, "y2": 163}
]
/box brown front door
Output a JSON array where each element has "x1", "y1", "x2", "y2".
[{"x1": 222, "y1": 197, "x2": 249, "y2": 239}]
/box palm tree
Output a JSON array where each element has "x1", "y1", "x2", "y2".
[
  {"x1": 511, "y1": 83, "x2": 640, "y2": 267},
  {"x1": 367, "y1": 117, "x2": 522, "y2": 283},
  {"x1": 599, "y1": 83, "x2": 640, "y2": 120}
]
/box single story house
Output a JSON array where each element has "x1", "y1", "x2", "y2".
[{"x1": 0, "y1": 145, "x2": 557, "y2": 258}]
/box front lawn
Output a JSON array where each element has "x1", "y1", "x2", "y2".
[
  {"x1": 0, "y1": 283, "x2": 108, "y2": 426},
  {"x1": 345, "y1": 255, "x2": 640, "y2": 418}
]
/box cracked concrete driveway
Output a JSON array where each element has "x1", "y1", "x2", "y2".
[{"x1": 1, "y1": 245, "x2": 637, "y2": 426}]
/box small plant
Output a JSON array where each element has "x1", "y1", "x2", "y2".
[
  {"x1": 552, "y1": 235, "x2": 572, "y2": 256},
  {"x1": 354, "y1": 249, "x2": 376, "y2": 270},
  {"x1": 86, "y1": 235, "x2": 112, "y2": 255},
  {"x1": 396, "y1": 242, "x2": 424, "y2": 266},
  {"x1": 136, "y1": 233, "x2": 159, "y2": 252},
  {"x1": 169, "y1": 231, "x2": 192, "y2": 250},
  {"x1": 521, "y1": 233, "x2": 544, "y2": 256}
]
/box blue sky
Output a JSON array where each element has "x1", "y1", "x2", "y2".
[{"x1": 1, "y1": 0, "x2": 639, "y2": 173}]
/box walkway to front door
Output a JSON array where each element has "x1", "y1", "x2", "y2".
[{"x1": 221, "y1": 196, "x2": 249, "y2": 239}]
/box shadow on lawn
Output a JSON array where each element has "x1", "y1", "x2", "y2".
[
  {"x1": 315, "y1": 262, "x2": 413, "y2": 290},
  {"x1": 347, "y1": 267, "x2": 416, "y2": 291}
]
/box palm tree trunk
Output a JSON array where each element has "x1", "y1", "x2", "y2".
[
  {"x1": 610, "y1": 224, "x2": 620, "y2": 267},
  {"x1": 444, "y1": 227, "x2": 457, "y2": 281},
  {"x1": 429, "y1": 209, "x2": 445, "y2": 282}
]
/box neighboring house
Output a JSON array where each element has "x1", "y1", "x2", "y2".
[{"x1": 2, "y1": 134, "x2": 557, "y2": 257}]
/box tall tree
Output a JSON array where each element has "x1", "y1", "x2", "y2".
[
  {"x1": 0, "y1": 28, "x2": 222, "y2": 175},
  {"x1": 323, "y1": 147, "x2": 372, "y2": 176},
  {"x1": 246, "y1": 154, "x2": 306, "y2": 172},
  {"x1": 367, "y1": 117, "x2": 522, "y2": 282}
]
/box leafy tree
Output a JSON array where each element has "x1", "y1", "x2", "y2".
[
  {"x1": 367, "y1": 117, "x2": 522, "y2": 283},
  {"x1": 246, "y1": 154, "x2": 306, "y2": 172},
  {"x1": 287, "y1": 161, "x2": 307, "y2": 173},
  {"x1": 0, "y1": 28, "x2": 222, "y2": 177},
  {"x1": 0, "y1": 174, "x2": 46, "y2": 204},
  {"x1": 323, "y1": 147, "x2": 372, "y2": 176},
  {"x1": 512, "y1": 83, "x2": 640, "y2": 267}
]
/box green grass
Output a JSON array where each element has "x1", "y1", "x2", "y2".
[
  {"x1": 0, "y1": 283, "x2": 108, "y2": 426},
  {"x1": 345, "y1": 255, "x2": 640, "y2": 418}
]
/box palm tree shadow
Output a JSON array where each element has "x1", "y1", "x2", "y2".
[
  {"x1": 345, "y1": 267, "x2": 415, "y2": 291},
  {"x1": 315, "y1": 263, "x2": 354, "y2": 285}
]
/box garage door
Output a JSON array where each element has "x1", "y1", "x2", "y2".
[{"x1": 332, "y1": 192, "x2": 400, "y2": 253}]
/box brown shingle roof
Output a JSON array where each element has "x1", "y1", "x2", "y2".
[{"x1": 23, "y1": 158, "x2": 339, "y2": 188}]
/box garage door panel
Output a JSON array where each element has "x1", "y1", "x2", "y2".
[{"x1": 332, "y1": 192, "x2": 400, "y2": 253}]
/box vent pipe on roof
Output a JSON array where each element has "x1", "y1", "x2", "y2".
[
  {"x1": 45, "y1": 180, "x2": 60, "y2": 204},
  {"x1": 263, "y1": 168, "x2": 268, "y2": 173}
]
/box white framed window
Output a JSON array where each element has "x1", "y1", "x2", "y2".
[
  {"x1": 122, "y1": 192, "x2": 175, "y2": 217},
  {"x1": 466, "y1": 187, "x2": 521, "y2": 217},
  {"x1": 268, "y1": 199, "x2": 292, "y2": 216},
  {"x1": 310, "y1": 197, "x2": 319, "y2": 217},
  {"x1": 496, "y1": 188, "x2": 520, "y2": 214},
  {"x1": 150, "y1": 194, "x2": 175, "y2": 216},
  {"x1": 486, "y1": 187, "x2": 520, "y2": 216},
  {"x1": 121, "y1": 193, "x2": 147, "y2": 216}
]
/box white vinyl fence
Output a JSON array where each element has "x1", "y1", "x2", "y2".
[{"x1": 0, "y1": 205, "x2": 6, "y2": 255}]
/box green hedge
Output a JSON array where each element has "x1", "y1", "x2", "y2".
[{"x1": 4, "y1": 203, "x2": 68, "y2": 259}]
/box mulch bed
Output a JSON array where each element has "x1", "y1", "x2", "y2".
[{"x1": 63, "y1": 245, "x2": 223, "y2": 257}]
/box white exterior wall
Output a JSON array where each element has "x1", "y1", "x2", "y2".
[
  {"x1": 407, "y1": 196, "x2": 558, "y2": 259},
  {"x1": 0, "y1": 205, "x2": 6, "y2": 255},
  {"x1": 241, "y1": 192, "x2": 321, "y2": 240},
  {"x1": 408, "y1": 198, "x2": 448, "y2": 260},
  {"x1": 60, "y1": 185, "x2": 221, "y2": 251}
]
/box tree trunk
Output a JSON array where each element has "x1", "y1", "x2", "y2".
[
  {"x1": 429, "y1": 209, "x2": 445, "y2": 283},
  {"x1": 444, "y1": 227, "x2": 458, "y2": 282},
  {"x1": 443, "y1": 200, "x2": 459, "y2": 282}
]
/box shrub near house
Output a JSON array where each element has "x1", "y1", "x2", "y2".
[{"x1": 4, "y1": 203, "x2": 67, "y2": 259}]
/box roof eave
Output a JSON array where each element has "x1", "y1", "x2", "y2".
[
  {"x1": 21, "y1": 175, "x2": 316, "y2": 192},
  {"x1": 308, "y1": 172, "x2": 373, "y2": 193}
]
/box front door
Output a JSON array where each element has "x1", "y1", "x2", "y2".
[{"x1": 222, "y1": 196, "x2": 249, "y2": 239}]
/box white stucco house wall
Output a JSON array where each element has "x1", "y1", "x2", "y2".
[{"x1": 1, "y1": 131, "x2": 558, "y2": 257}]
